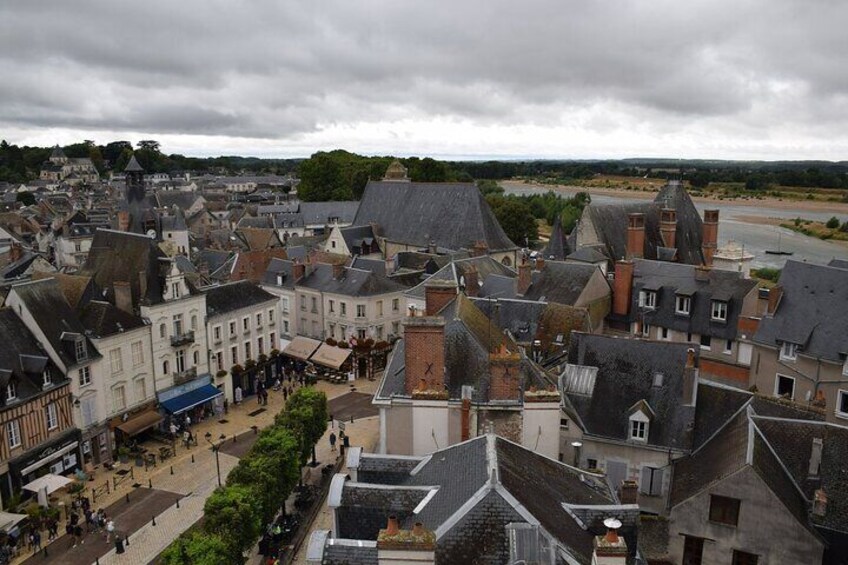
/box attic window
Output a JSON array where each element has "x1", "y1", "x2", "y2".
[
  {"x1": 630, "y1": 419, "x2": 647, "y2": 441},
  {"x1": 675, "y1": 295, "x2": 691, "y2": 315},
  {"x1": 780, "y1": 342, "x2": 798, "y2": 361},
  {"x1": 43, "y1": 370, "x2": 52, "y2": 387},
  {"x1": 639, "y1": 290, "x2": 657, "y2": 309},
  {"x1": 710, "y1": 300, "x2": 727, "y2": 322},
  {"x1": 653, "y1": 373, "x2": 664, "y2": 387},
  {"x1": 5, "y1": 382, "x2": 16, "y2": 402},
  {"x1": 75, "y1": 338, "x2": 87, "y2": 362}
]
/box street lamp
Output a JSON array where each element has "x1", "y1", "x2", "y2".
[{"x1": 205, "y1": 432, "x2": 227, "y2": 487}]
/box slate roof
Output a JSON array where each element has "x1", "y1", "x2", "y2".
[
  {"x1": 300, "y1": 201, "x2": 360, "y2": 226},
  {"x1": 692, "y1": 381, "x2": 752, "y2": 449},
  {"x1": 349, "y1": 256, "x2": 387, "y2": 277},
  {"x1": 299, "y1": 264, "x2": 407, "y2": 298},
  {"x1": 203, "y1": 281, "x2": 276, "y2": 317},
  {"x1": 153, "y1": 191, "x2": 203, "y2": 211},
  {"x1": 615, "y1": 259, "x2": 757, "y2": 340},
  {"x1": 827, "y1": 258, "x2": 848, "y2": 270},
  {"x1": 354, "y1": 181, "x2": 516, "y2": 251},
  {"x1": 78, "y1": 300, "x2": 146, "y2": 338},
  {"x1": 160, "y1": 209, "x2": 187, "y2": 232},
  {"x1": 337, "y1": 435, "x2": 623, "y2": 565},
  {"x1": 124, "y1": 155, "x2": 144, "y2": 172},
  {"x1": 0, "y1": 309, "x2": 66, "y2": 406},
  {"x1": 563, "y1": 333, "x2": 697, "y2": 450},
  {"x1": 405, "y1": 256, "x2": 516, "y2": 300},
  {"x1": 753, "y1": 261, "x2": 848, "y2": 363},
  {"x1": 522, "y1": 262, "x2": 602, "y2": 306},
  {"x1": 339, "y1": 225, "x2": 376, "y2": 254},
  {"x1": 541, "y1": 216, "x2": 570, "y2": 260},
  {"x1": 580, "y1": 181, "x2": 705, "y2": 264},
  {"x1": 261, "y1": 258, "x2": 296, "y2": 290},
  {"x1": 10, "y1": 278, "x2": 100, "y2": 368},
  {"x1": 82, "y1": 229, "x2": 168, "y2": 307}
]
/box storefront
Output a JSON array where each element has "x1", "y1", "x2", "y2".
[
  {"x1": 309, "y1": 342, "x2": 353, "y2": 375},
  {"x1": 158, "y1": 375, "x2": 224, "y2": 424},
  {"x1": 111, "y1": 403, "x2": 164, "y2": 446},
  {"x1": 8, "y1": 429, "x2": 83, "y2": 494}
]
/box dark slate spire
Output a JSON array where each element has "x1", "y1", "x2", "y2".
[
  {"x1": 124, "y1": 155, "x2": 144, "y2": 172},
  {"x1": 541, "y1": 216, "x2": 570, "y2": 260},
  {"x1": 124, "y1": 154, "x2": 149, "y2": 233}
]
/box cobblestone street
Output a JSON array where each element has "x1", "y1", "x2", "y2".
[{"x1": 10, "y1": 377, "x2": 379, "y2": 565}]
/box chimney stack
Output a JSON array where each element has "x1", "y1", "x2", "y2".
[
  {"x1": 702, "y1": 209, "x2": 719, "y2": 266},
  {"x1": 694, "y1": 265, "x2": 711, "y2": 282},
  {"x1": 385, "y1": 516, "x2": 399, "y2": 536},
  {"x1": 660, "y1": 208, "x2": 677, "y2": 250},
  {"x1": 534, "y1": 256, "x2": 545, "y2": 271},
  {"x1": 385, "y1": 254, "x2": 396, "y2": 275},
  {"x1": 517, "y1": 256, "x2": 532, "y2": 295},
  {"x1": 463, "y1": 267, "x2": 479, "y2": 297},
  {"x1": 293, "y1": 260, "x2": 306, "y2": 282},
  {"x1": 767, "y1": 285, "x2": 783, "y2": 315},
  {"x1": 592, "y1": 518, "x2": 627, "y2": 565},
  {"x1": 488, "y1": 345, "x2": 522, "y2": 401},
  {"x1": 683, "y1": 348, "x2": 698, "y2": 406},
  {"x1": 424, "y1": 280, "x2": 457, "y2": 316},
  {"x1": 809, "y1": 437, "x2": 823, "y2": 477},
  {"x1": 403, "y1": 317, "x2": 446, "y2": 397},
  {"x1": 813, "y1": 489, "x2": 827, "y2": 518},
  {"x1": 461, "y1": 398, "x2": 471, "y2": 442},
  {"x1": 113, "y1": 281, "x2": 133, "y2": 314},
  {"x1": 116, "y1": 210, "x2": 130, "y2": 232},
  {"x1": 332, "y1": 262, "x2": 345, "y2": 280},
  {"x1": 377, "y1": 518, "x2": 436, "y2": 564},
  {"x1": 626, "y1": 213, "x2": 645, "y2": 259},
  {"x1": 612, "y1": 260, "x2": 635, "y2": 316},
  {"x1": 471, "y1": 241, "x2": 488, "y2": 257},
  {"x1": 8, "y1": 242, "x2": 23, "y2": 263},
  {"x1": 619, "y1": 480, "x2": 638, "y2": 504}
]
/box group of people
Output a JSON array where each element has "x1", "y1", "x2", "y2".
[
  {"x1": 66, "y1": 502, "x2": 115, "y2": 548},
  {"x1": 168, "y1": 414, "x2": 198, "y2": 449}
]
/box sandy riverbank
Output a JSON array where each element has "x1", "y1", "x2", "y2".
[{"x1": 502, "y1": 180, "x2": 848, "y2": 214}]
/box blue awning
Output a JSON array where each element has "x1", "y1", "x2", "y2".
[{"x1": 160, "y1": 384, "x2": 223, "y2": 415}]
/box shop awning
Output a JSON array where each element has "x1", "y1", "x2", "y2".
[
  {"x1": 160, "y1": 384, "x2": 223, "y2": 415},
  {"x1": 310, "y1": 343, "x2": 352, "y2": 370},
  {"x1": 0, "y1": 511, "x2": 27, "y2": 532},
  {"x1": 20, "y1": 442, "x2": 79, "y2": 476},
  {"x1": 116, "y1": 408, "x2": 164, "y2": 437},
  {"x1": 283, "y1": 336, "x2": 322, "y2": 361},
  {"x1": 23, "y1": 474, "x2": 73, "y2": 495}
]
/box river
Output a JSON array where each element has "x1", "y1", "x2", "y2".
[{"x1": 503, "y1": 184, "x2": 848, "y2": 269}]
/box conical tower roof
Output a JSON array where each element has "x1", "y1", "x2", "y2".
[
  {"x1": 124, "y1": 154, "x2": 144, "y2": 172},
  {"x1": 50, "y1": 145, "x2": 66, "y2": 159}
]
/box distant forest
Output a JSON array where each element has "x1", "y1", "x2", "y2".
[{"x1": 2, "y1": 140, "x2": 848, "y2": 194}]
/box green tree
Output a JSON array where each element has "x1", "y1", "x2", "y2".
[
  {"x1": 411, "y1": 157, "x2": 448, "y2": 182},
  {"x1": 16, "y1": 192, "x2": 36, "y2": 206},
  {"x1": 203, "y1": 485, "x2": 263, "y2": 559},
  {"x1": 486, "y1": 195, "x2": 538, "y2": 246},
  {"x1": 476, "y1": 179, "x2": 504, "y2": 196},
  {"x1": 826, "y1": 216, "x2": 840, "y2": 229},
  {"x1": 297, "y1": 152, "x2": 349, "y2": 201},
  {"x1": 160, "y1": 531, "x2": 232, "y2": 565}
]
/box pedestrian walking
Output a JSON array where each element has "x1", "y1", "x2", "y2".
[
  {"x1": 169, "y1": 421, "x2": 178, "y2": 439},
  {"x1": 329, "y1": 432, "x2": 337, "y2": 452},
  {"x1": 184, "y1": 414, "x2": 191, "y2": 429},
  {"x1": 32, "y1": 530, "x2": 41, "y2": 553},
  {"x1": 72, "y1": 524, "x2": 83, "y2": 547},
  {"x1": 183, "y1": 429, "x2": 192, "y2": 449},
  {"x1": 282, "y1": 387, "x2": 288, "y2": 401},
  {"x1": 235, "y1": 385, "x2": 243, "y2": 404},
  {"x1": 105, "y1": 518, "x2": 115, "y2": 543}
]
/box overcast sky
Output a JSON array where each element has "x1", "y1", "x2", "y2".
[{"x1": 1, "y1": 1, "x2": 846, "y2": 160}]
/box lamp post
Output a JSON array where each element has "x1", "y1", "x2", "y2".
[{"x1": 205, "y1": 432, "x2": 227, "y2": 487}]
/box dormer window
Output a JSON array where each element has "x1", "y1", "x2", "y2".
[
  {"x1": 171, "y1": 282, "x2": 181, "y2": 299},
  {"x1": 675, "y1": 295, "x2": 691, "y2": 315},
  {"x1": 42, "y1": 370, "x2": 52, "y2": 387},
  {"x1": 710, "y1": 300, "x2": 727, "y2": 322},
  {"x1": 630, "y1": 419, "x2": 647, "y2": 441},
  {"x1": 843, "y1": 358, "x2": 848, "y2": 377},
  {"x1": 639, "y1": 291, "x2": 657, "y2": 310},
  {"x1": 780, "y1": 342, "x2": 798, "y2": 361},
  {"x1": 75, "y1": 339, "x2": 87, "y2": 362},
  {"x1": 5, "y1": 381, "x2": 16, "y2": 402}
]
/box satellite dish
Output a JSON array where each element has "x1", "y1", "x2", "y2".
[{"x1": 146, "y1": 229, "x2": 157, "y2": 239}]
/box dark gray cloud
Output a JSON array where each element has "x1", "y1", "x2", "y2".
[{"x1": 1, "y1": 0, "x2": 847, "y2": 158}]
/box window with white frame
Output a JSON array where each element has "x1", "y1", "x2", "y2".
[
  {"x1": 79, "y1": 366, "x2": 91, "y2": 386},
  {"x1": 42, "y1": 369, "x2": 52, "y2": 387},
  {"x1": 630, "y1": 419, "x2": 647, "y2": 441},
  {"x1": 173, "y1": 313, "x2": 184, "y2": 336},
  {"x1": 329, "y1": 299, "x2": 335, "y2": 313},
  {"x1": 176, "y1": 349, "x2": 186, "y2": 373},
  {"x1": 700, "y1": 335, "x2": 712, "y2": 350},
  {"x1": 675, "y1": 295, "x2": 691, "y2": 315},
  {"x1": 6, "y1": 420, "x2": 20, "y2": 449},
  {"x1": 340, "y1": 302, "x2": 347, "y2": 317},
  {"x1": 191, "y1": 315, "x2": 197, "y2": 330},
  {"x1": 256, "y1": 313, "x2": 263, "y2": 327},
  {"x1": 281, "y1": 297, "x2": 289, "y2": 314},
  {"x1": 245, "y1": 341, "x2": 252, "y2": 360},
  {"x1": 775, "y1": 374, "x2": 795, "y2": 399},
  {"x1": 171, "y1": 282, "x2": 181, "y2": 298},
  {"x1": 356, "y1": 304, "x2": 366, "y2": 318},
  {"x1": 639, "y1": 290, "x2": 657, "y2": 309},
  {"x1": 229, "y1": 321, "x2": 236, "y2": 336},
  {"x1": 131, "y1": 341, "x2": 144, "y2": 366},
  {"x1": 780, "y1": 342, "x2": 798, "y2": 361},
  {"x1": 112, "y1": 386, "x2": 126, "y2": 412},
  {"x1": 642, "y1": 323, "x2": 651, "y2": 337},
  {"x1": 214, "y1": 351, "x2": 223, "y2": 370},
  {"x1": 109, "y1": 349, "x2": 123, "y2": 375},
  {"x1": 45, "y1": 403, "x2": 58, "y2": 430},
  {"x1": 269, "y1": 332, "x2": 275, "y2": 347},
  {"x1": 5, "y1": 381, "x2": 16, "y2": 402},
  {"x1": 134, "y1": 379, "x2": 146, "y2": 404},
  {"x1": 392, "y1": 298, "x2": 399, "y2": 312},
  {"x1": 75, "y1": 338, "x2": 87, "y2": 362},
  {"x1": 660, "y1": 327, "x2": 669, "y2": 340},
  {"x1": 711, "y1": 300, "x2": 728, "y2": 322},
  {"x1": 213, "y1": 326, "x2": 222, "y2": 341},
  {"x1": 243, "y1": 317, "x2": 249, "y2": 331},
  {"x1": 231, "y1": 345, "x2": 238, "y2": 365},
  {"x1": 268, "y1": 309, "x2": 274, "y2": 322},
  {"x1": 837, "y1": 390, "x2": 848, "y2": 418}
]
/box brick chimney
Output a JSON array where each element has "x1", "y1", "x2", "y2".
[
  {"x1": 377, "y1": 518, "x2": 436, "y2": 565},
  {"x1": 534, "y1": 256, "x2": 545, "y2": 271},
  {"x1": 702, "y1": 209, "x2": 719, "y2": 266},
  {"x1": 694, "y1": 265, "x2": 711, "y2": 282},
  {"x1": 424, "y1": 280, "x2": 457, "y2": 316},
  {"x1": 660, "y1": 208, "x2": 677, "y2": 250},
  {"x1": 461, "y1": 398, "x2": 471, "y2": 441},
  {"x1": 463, "y1": 267, "x2": 479, "y2": 297},
  {"x1": 292, "y1": 260, "x2": 306, "y2": 282},
  {"x1": 385, "y1": 254, "x2": 396, "y2": 275},
  {"x1": 403, "y1": 317, "x2": 446, "y2": 396},
  {"x1": 332, "y1": 262, "x2": 345, "y2": 280},
  {"x1": 113, "y1": 281, "x2": 133, "y2": 314},
  {"x1": 612, "y1": 260, "x2": 634, "y2": 316},
  {"x1": 626, "y1": 213, "x2": 645, "y2": 259},
  {"x1": 8, "y1": 242, "x2": 23, "y2": 263},
  {"x1": 116, "y1": 210, "x2": 130, "y2": 232},
  {"x1": 592, "y1": 519, "x2": 628, "y2": 565},
  {"x1": 619, "y1": 480, "x2": 638, "y2": 504},
  {"x1": 471, "y1": 240, "x2": 488, "y2": 257},
  {"x1": 682, "y1": 348, "x2": 698, "y2": 406},
  {"x1": 813, "y1": 489, "x2": 827, "y2": 518},
  {"x1": 517, "y1": 256, "x2": 532, "y2": 295},
  {"x1": 767, "y1": 285, "x2": 783, "y2": 315},
  {"x1": 489, "y1": 345, "x2": 522, "y2": 401}
]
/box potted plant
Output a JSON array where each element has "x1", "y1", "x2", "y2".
[
  {"x1": 117, "y1": 446, "x2": 130, "y2": 464},
  {"x1": 215, "y1": 369, "x2": 228, "y2": 379}
]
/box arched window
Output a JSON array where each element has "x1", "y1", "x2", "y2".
[
  {"x1": 501, "y1": 256, "x2": 512, "y2": 267},
  {"x1": 163, "y1": 360, "x2": 169, "y2": 375},
  {"x1": 191, "y1": 315, "x2": 197, "y2": 330},
  {"x1": 159, "y1": 324, "x2": 166, "y2": 339}
]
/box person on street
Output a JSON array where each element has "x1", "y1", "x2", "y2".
[
  {"x1": 329, "y1": 432, "x2": 337, "y2": 452},
  {"x1": 105, "y1": 518, "x2": 115, "y2": 543},
  {"x1": 184, "y1": 414, "x2": 191, "y2": 429}
]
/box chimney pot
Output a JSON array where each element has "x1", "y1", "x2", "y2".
[
  {"x1": 626, "y1": 213, "x2": 645, "y2": 259},
  {"x1": 517, "y1": 256, "x2": 532, "y2": 295},
  {"x1": 463, "y1": 267, "x2": 479, "y2": 297},
  {"x1": 412, "y1": 522, "x2": 425, "y2": 537},
  {"x1": 386, "y1": 515, "x2": 399, "y2": 536}
]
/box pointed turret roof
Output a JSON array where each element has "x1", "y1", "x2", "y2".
[
  {"x1": 50, "y1": 145, "x2": 66, "y2": 159},
  {"x1": 541, "y1": 215, "x2": 570, "y2": 260},
  {"x1": 124, "y1": 155, "x2": 144, "y2": 172}
]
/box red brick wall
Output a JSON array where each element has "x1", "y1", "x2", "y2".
[
  {"x1": 404, "y1": 320, "x2": 446, "y2": 395},
  {"x1": 701, "y1": 358, "x2": 750, "y2": 386},
  {"x1": 425, "y1": 286, "x2": 456, "y2": 316},
  {"x1": 489, "y1": 354, "x2": 522, "y2": 401}
]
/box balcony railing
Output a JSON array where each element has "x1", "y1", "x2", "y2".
[
  {"x1": 172, "y1": 367, "x2": 197, "y2": 385},
  {"x1": 170, "y1": 330, "x2": 195, "y2": 347}
]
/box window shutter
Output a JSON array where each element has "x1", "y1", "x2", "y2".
[
  {"x1": 640, "y1": 466, "x2": 652, "y2": 494},
  {"x1": 651, "y1": 467, "x2": 664, "y2": 496}
]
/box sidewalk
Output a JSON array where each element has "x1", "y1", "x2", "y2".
[{"x1": 12, "y1": 377, "x2": 374, "y2": 565}]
